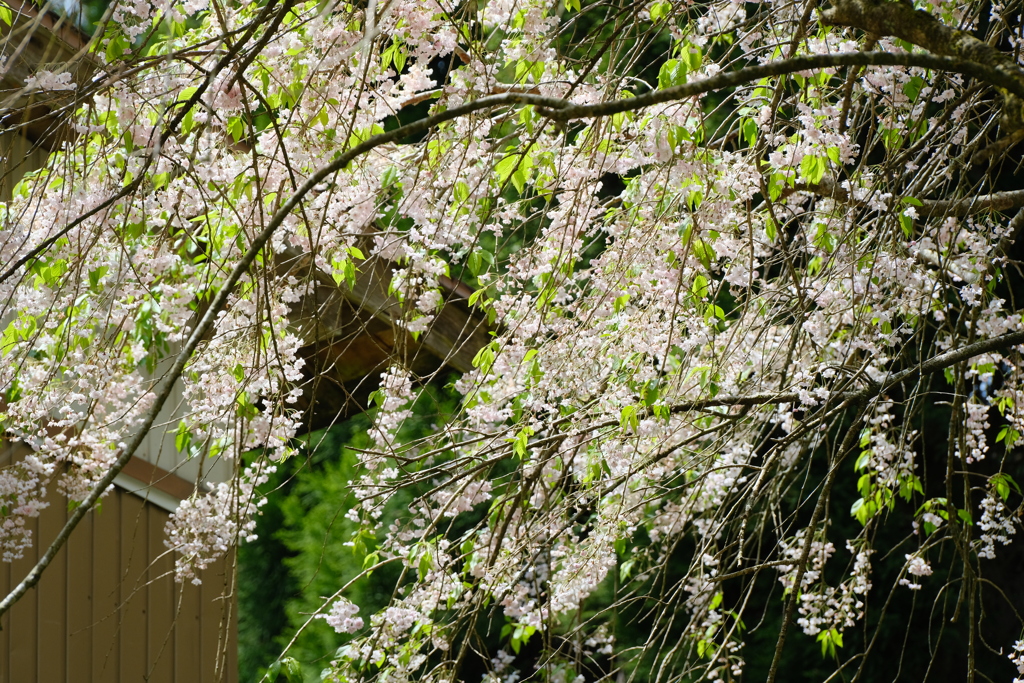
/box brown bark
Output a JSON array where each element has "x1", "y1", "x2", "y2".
[{"x1": 821, "y1": 0, "x2": 1024, "y2": 126}]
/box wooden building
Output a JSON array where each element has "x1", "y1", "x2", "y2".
[{"x1": 0, "y1": 442, "x2": 237, "y2": 683}]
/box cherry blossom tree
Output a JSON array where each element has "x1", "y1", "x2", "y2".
[{"x1": 3, "y1": 0, "x2": 1024, "y2": 679}]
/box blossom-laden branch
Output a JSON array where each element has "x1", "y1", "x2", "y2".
[
  {"x1": 0, "y1": 89, "x2": 559, "y2": 618},
  {"x1": 3, "y1": 0, "x2": 1024, "y2": 678},
  {"x1": 538, "y1": 50, "x2": 1024, "y2": 120},
  {"x1": 1, "y1": 47, "x2": 1021, "y2": 287},
  {"x1": 795, "y1": 179, "x2": 1024, "y2": 217}
]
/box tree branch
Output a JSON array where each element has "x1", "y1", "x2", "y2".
[
  {"x1": 795, "y1": 179, "x2": 1024, "y2": 217},
  {"x1": 5, "y1": 43, "x2": 1024, "y2": 617},
  {"x1": 538, "y1": 51, "x2": 1024, "y2": 121},
  {"x1": 822, "y1": 0, "x2": 1024, "y2": 125},
  {"x1": 2, "y1": 92, "x2": 554, "y2": 617}
]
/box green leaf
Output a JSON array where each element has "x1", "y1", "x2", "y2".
[
  {"x1": 468, "y1": 288, "x2": 488, "y2": 307},
  {"x1": 88, "y1": 266, "x2": 109, "y2": 289},
  {"x1": 854, "y1": 450, "x2": 871, "y2": 471},
  {"x1": 693, "y1": 239, "x2": 715, "y2": 269},
  {"x1": 620, "y1": 405, "x2": 639, "y2": 433},
  {"x1": 800, "y1": 155, "x2": 827, "y2": 184},
  {"x1": 494, "y1": 155, "x2": 519, "y2": 186},
  {"x1": 381, "y1": 166, "x2": 400, "y2": 188},
  {"x1": 997, "y1": 425, "x2": 1020, "y2": 448},
  {"x1": 175, "y1": 421, "x2": 191, "y2": 453},
  {"x1": 472, "y1": 342, "x2": 498, "y2": 374},
  {"x1": 903, "y1": 76, "x2": 924, "y2": 101},
  {"x1": 649, "y1": 0, "x2": 670, "y2": 21},
  {"x1": 704, "y1": 304, "x2": 725, "y2": 323},
  {"x1": 697, "y1": 638, "x2": 716, "y2": 659},
  {"x1": 991, "y1": 473, "x2": 1021, "y2": 501},
  {"x1": 641, "y1": 381, "x2": 660, "y2": 406},
  {"x1": 363, "y1": 551, "x2": 379, "y2": 569},
  {"x1": 228, "y1": 116, "x2": 245, "y2": 142},
  {"x1": 684, "y1": 46, "x2": 702, "y2": 72},
  {"x1": 658, "y1": 59, "x2": 687, "y2": 89},
  {"x1": 851, "y1": 497, "x2": 876, "y2": 525},
  {"x1": 511, "y1": 426, "x2": 534, "y2": 458},
  {"x1": 742, "y1": 117, "x2": 758, "y2": 147},
  {"x1": 418, "y1": 548, "x2": 432, "y2": 579},
  {"x1": 105, "y1": 34, "x2": 130, "y2": 62},
  {"x1": 817, "y1": 628, "x2": 843, "y2": 658},
  {"x1": 880, "y1": 126, "x2": 903, "y2": 151},
  {"x1": 279, "y1": 657, "x2": 302, "y2": 682},
  {"x1": 899, "y1": 212, "x2": 913, "y2": 238},
  {"x1": 691, "y1": 274, "x2": 709, "y2": 300}
]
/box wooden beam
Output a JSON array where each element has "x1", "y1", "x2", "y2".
[
  {"x1": 0, "y1": 0, "x2": 96, "y2": 149},
  {"x1": 281, "y1": 248, "x2": 491, "y2": 433}
]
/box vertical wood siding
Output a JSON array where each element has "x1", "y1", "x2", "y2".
[
  {"x1": 0, "y1": 446, "x2": 238, "y2": 682},
  {"x1": 0, "y1": 131, "x2": 50, "y2": 200}
]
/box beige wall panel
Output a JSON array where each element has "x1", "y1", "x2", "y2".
[
  {"x1": 147, "y1": 505, "x2": 176, "y2": 683},
  {"x1": 91, "y1": 488, "x2": 121, "y2": 683},
  {"x1": 66, "y1": 501, "x2": 93, "y2": 683},
  {"x1": 36, "y1": 490, "x2": 67, "y2": 681},
  {"x1": 200, "y1": 555, "x2": 237, "y2": 683},
  {"x1": 1, "y1": 445, "x2": 238, "y2": 683},
  {"x1": 174, "y1": 557, "x2": 202, "y2": 683},
  {"x1": 119, "y1": 493, "x2": 149, "y2": 682},
  {"x1": 8, "y1": 513, "x2": 38, "y2": 683},
  {"x1": 0, "y1": 548, "x2": 9, "y2": 683}
]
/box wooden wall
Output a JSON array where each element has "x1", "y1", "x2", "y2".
[
  {"x1": 0, "y1": 449, "x2": 237, "y2": 683},
  {"x1": 0, "y1": 129, "x2": 50, "y2": 200}
]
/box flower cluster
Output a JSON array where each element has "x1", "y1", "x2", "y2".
[
  {"x1": 899, "y1": 554, "x2": 933, "y2": 591},
  {"x1": 978, "y1": 488, "x2": 1018, "y2": 560},
  {"x1": 165, "y1": 463, "x2": 272, "y2": 583},
  {"x1": 1010, "y1": 640, "x2": 1024, "y2": 683},
  {"x1": 319, "y1": 597, "x2": 364, "y2": 634}
]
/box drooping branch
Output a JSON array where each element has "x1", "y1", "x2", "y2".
[
  {"x1": 3, "y1": 50, "x2": 1016, "y2": 287},
  {"x1": 0, "y1": 90, "x2": 559, "y2": 618},
  {"x1": 5, "y1": 40, "x2": 1024, "y2": 618},
  {"x1": 0, "y1": 0, "x2": 286, "y2": 286}
]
